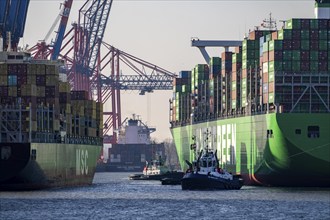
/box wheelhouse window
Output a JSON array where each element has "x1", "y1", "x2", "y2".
[
  {"x1": 308, "y1": 126, "x2": 320, "y2": 138},
  {"x1": 295, "y1": 129, "x2": 301, "y2": 135}
]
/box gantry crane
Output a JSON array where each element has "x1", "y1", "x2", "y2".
[
  {"x1": 28, "y1": 0, "x2": 176, "y2": 144},
  {"x1": 0, "y1": 0, "x2": 30, "y2": 51}
]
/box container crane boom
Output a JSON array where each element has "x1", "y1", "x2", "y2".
[
  {"x1": 0, "y1": 0, "x2": 30, "y2": 51},
  {"x1": 80, "y1": 0, "x2": 113, "y2": 76},
  {"x1": 51, "y1": 0, "x2": 73, "y2": 60}
]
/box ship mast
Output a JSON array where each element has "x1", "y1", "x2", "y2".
[{"x1": 261, "y1": 13, "x2": 277, "y2": 30}]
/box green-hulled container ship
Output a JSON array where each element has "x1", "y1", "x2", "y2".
[
  {"x1": 0, "y1": 51, "x2": 103, "y2": 190},
  {"x1": 170, "y1": 1, "x2": 330, "y2": 187}
]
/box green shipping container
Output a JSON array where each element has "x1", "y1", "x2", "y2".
[
  {"x1": 319, "y1": 30, "x2": 327, "y2": 40},
  {"x1": 269, "y1": 92, "x2": 274, "y2": 103},
  {"x1": 300, "y1": 30, "x2": 310, "y2": 40},
  {"x1": 310, "y1": 51, "x2": 318, "y2": 61},
  {"x1": 283, "y1": 61, "x2": 292, "y2": 71},
  {"x1": 278, "y1": 29, "x2": 292, "y2": 40},
  {"x1": 301, "y1": 40, "x2": 310, "y2": 50},
  {"x1": 283, "y1": 50, "x2": 292, "y2": 61},
  {"x1": 232, "y1": 53, "x2": 242, "y2": 63},
  {"x1": 266, "y1": 34, "x2": 272, "y2": 42},
  {"x1": 292, "y1": 51, "x2": 301, "y2": 61},
  {"x1": 269, "y1": 71, "x2": 274, "y2": 82},
  {"x1": 242, "y1": 59, "x2": 258, "y2": 70},
  {"x1": 242, "y1": 78, "x2": 247, "y2": 88},
  {"x1": 232, "y1": 81, "x2": 236, "y2": 90},
  {"x1": 242, "y1": 50, "x2": 258, "y2": 60},
  {"x1": 319, "y1": 40, "x2": 328, "y2": 51},
  {"x1": 269, "y1": 40, "x2": 283, "y2": 51},
  {"x1": 310, "y1": 19, "x2": 318, "y2": 29},
  {"x1": 286, "y1": 19, "x2": 301, "y2": 30},
  {"x1": 209, "y1": 57, "x2": 221, "y2": 66},
  {"x1": 310, "y1": 61, "x2": 318, "y2": 72},
  {"x1": 243, "y1": 40, "x2": 258, "y2": 51},
  {"x1": 292, "y1": 61, "x2": 301, "y2": 72},
  {"x1": 263, "y1": 42, "x2": 269, "y2": 52},
  {"x1": 269, "y1": 61, "x2": 283, "y2": 72},
  {"x1": 231, "y1": 101, "x2": 236, "y2": 109}
]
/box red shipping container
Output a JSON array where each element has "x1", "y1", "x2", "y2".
[
  {"x1": 263, "y1": 52, "x2": 269, "y2": 62},
  {"x1": 221, "y1": 52, "x2": 233, "y2": 61},
  {"x1": 271, "y1": 31, "x2": 278, "y2": 40},
  {"x1": 301, "y1": 51, "x2": 310, "y2": 61},
  {"x1": 263, "y1": 72, "x2": 269, "y2": 83},
  {"x1": 235, "y1": 46, "x2": 242, "y2": 54}
]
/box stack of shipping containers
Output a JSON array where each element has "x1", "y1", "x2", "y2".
[
  {"x1": 171, "y1": 71, "x2": 191, "y2": 123},
  {"x1": 231, "y1": 48, "x2": 242, "y2": 112},
  {"x1": 209, "y1": 57, "x2": 221, "y2": 118},
  {"x1": 193, "y1": 64, "x2": 209, "y2": 121},
  {"x1": 0, "y1": 55, "x2": 103, "y2": 143},
  {"x1": 221, "y1": 52, "x2": 232, "y2": 114},
  {"x1": 261, "y1": 19, "x2": 329, "y2": 113},
  {"x1": 171, "y1": 18, "x2": 329, "y2": 125}
]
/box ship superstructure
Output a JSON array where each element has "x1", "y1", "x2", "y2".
[
  {"x1": 170, "y1": 2, "x2": 330, "y2": 186},
  {"x1": 98, "y1": 115, "x2": 165, "y2": 172}
]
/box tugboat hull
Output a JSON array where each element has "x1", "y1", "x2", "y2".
[{"x1": 181, "y1": 173, "x2": 243, "y2": 190}]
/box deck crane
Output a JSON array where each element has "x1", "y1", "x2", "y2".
[{"x1": 0, "y1": 0, "x2": 30, "y2": 51}]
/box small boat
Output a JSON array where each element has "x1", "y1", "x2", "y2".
[
  {"x1": 129, "y1": 156, "x2": 184, "y2": 181},
  {"x1": 181, "y1": 131, "x2": 244, "y2": 190}
]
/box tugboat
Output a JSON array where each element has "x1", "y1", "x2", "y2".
[
  {"x1": 129, "y1": 156, "x2": 184, "y2": 181},
  {"x1": 181, "y1": 130, "x2": 244, "y2": 190}
]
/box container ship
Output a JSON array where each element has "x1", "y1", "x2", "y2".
[
  {"x1": 97, "y1": 114, "x2": 165, "y2": 172},
  {"x1": 0, "y1": 51, "x2": 103, "y2": 190},
  {"x1": 170, "y1": 1, "x2": 330, "y2": 186}
]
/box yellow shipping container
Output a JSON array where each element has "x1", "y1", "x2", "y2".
[
  {"x1": 37, "y1": 86, "x2": 45, "y2": 97},
  {"x1": 46, "y1": 74, "x2": 59, "y2": 86},
  {"x1": 8, "y1": 86, "x2": 17, "y2": 97},
  {"x1": 0, "y1": 63, "x2": 8, "y2": 73},
  {"x1": 27, "y1": 64, "x2": 38, "y2": 75},
  {"x1": 87, "y1": 127, "x2": 96, "y2": 137},
  {"x1": 36, "y1": 64, "x2": 46, "y2": 75},
  {"x1": 27, "y1": 75, "x2": 36, "y2": 85},
  {"x1": 0, "y1": 75, "x2": 7, "y2": 86},
  {"x1": 21, "y1": 84, "x2": 37, "y2": 96},
  {"x1": 59, "y1": 81, "x2": 71, "y2": 92}
]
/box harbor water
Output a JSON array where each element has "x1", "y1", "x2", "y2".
[{"x1": 1, "y1": 172, "x2": 329, "y2": 220}]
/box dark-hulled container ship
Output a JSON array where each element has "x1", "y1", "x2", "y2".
[
  {"x1": 0, "y1": 51, "x2": 103, "y2": 190},
  {"x1": 170, "y1": 2, "x2": 330, "y2": 187},
  {"x1": 97, "y1": 114, "x2": 165, "y2": 172}
]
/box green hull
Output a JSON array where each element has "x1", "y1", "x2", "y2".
[
  {"x1": 0, "y1": 143, "x2": 102, "y2": 190},
  {"x1": 171, "y1": 113, "x2": 330, "y2": 186}
]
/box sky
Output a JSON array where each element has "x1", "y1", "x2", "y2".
[{"x1": 22, "y1": 0, "x2": 314, "y2": 141}]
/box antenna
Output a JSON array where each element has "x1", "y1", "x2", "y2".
[{"x1": 261, "y1": 13, "x2": 277, "y2": 31}]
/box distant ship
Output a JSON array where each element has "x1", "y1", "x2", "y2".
[
  {"x1": 170, "y1": 2, "x2": 330, "y2": 187},
  {"x1": 0, "y1": 51, "x2": 103, "y2": 190},
  {"x1": 97, "y1": 114, "x2": 165, "y2": 172}
]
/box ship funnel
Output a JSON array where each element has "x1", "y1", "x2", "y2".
[{"x1": 315, "y1": 0, "x2": 330, "y2": 19}]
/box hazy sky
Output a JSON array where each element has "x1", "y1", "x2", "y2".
[{"x1": 22, "y1": 0, "x2": 314, "y2": 141}]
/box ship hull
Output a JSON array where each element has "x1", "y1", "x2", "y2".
[
  {"x1": 0, "y1": 142, "x2": 102, "y2": 190},
  {"x1": 97, "y1": 143, "x2": 165, "y2": 172},
  {"x1": 171, "y1": 113, "x2": 330, "y2": 187},
  {"x1": 181, "y1": 173, "x2": 243, "y2": 190}
]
